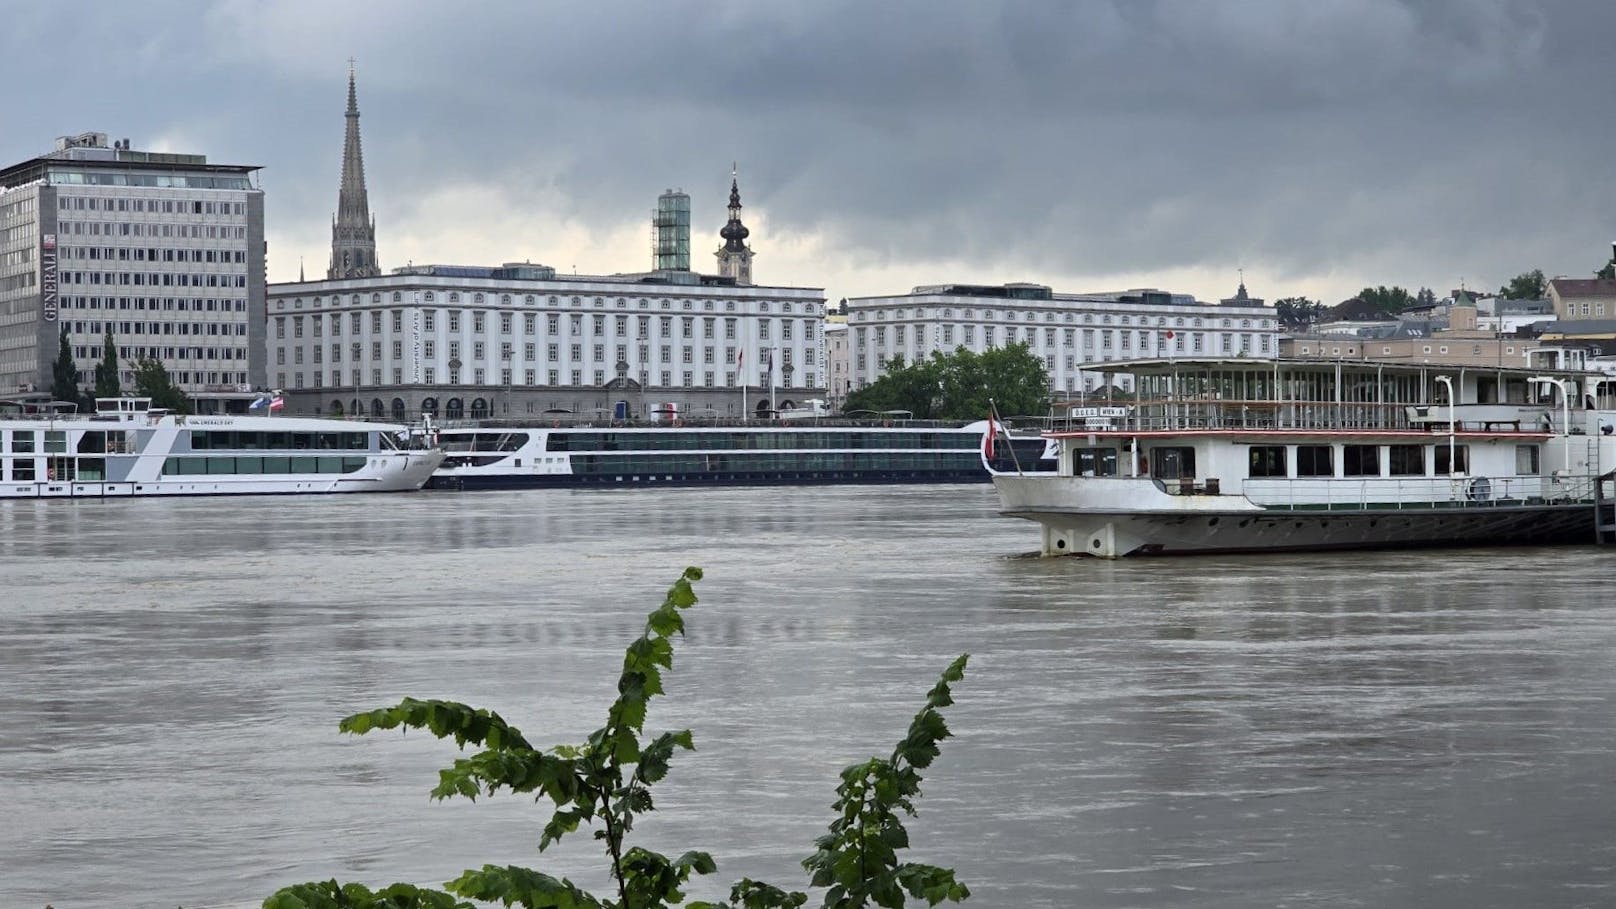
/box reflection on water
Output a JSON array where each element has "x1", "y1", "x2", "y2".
[{"x1": 3, "y1": 487, "x2": 1616, "y2": 909}]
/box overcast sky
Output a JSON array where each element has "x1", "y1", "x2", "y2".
[{"x1": 5, "y1": 0, "x2": 1613, "y2": 306}]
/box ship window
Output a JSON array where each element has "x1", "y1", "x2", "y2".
[
  {"x1": 1296, "y1": 445, "x2": 1333, "y2": 477},
  {"x1": 45, "y1": 431, "x2": 67, "y2": 453},
  {"x1": 11, "y1": 431, "x2": 35, "y2": 453},
  {"x1": 1150, "y1": 446, "x2": 1195, "y2": 479},
  {"x1": 1073, "y1": 447, "x2": 1117, "y2": 476},
  {"x1": 1343, "y1": 445, "x2": 1380, "y2": 477},
  {"x1": 1516, "y1": 445, "x2": 1540, "y2": 475},
  {"x1": 1248, "y1": 445, "x2": 1286, "y2": 477},
  {"x1": 1387, "y1": 445, "x2": 1424, "y2": 476},
  {"x1": 1434, "y1": 444, "x2": 1468, "y2": 475}
]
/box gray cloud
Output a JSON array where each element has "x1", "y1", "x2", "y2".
[{"x1": 4, "y1": 0, "x2": 1612, "y2": 303}]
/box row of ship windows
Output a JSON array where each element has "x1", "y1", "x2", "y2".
[
  {"x1": 570, "y1": 451, "x2": 983, "y2": 476},
  {"x1": 278, "y1": 294, "x2": 817, "y2": 315},
  {"x1": 1068, "y1": 444, "x2": 1542, "y2": 479},
  {"x1": 276, "y1": 312, "x2": 816, "y2": 340},
  {"x1": 0, "y1": 456, "x2": 362, "y2": 483},
  {"x1": 0, "y1": 429, "x2": 371, "y2": 456},
  {"x1": 0, "y1": 431, "x2": 122, "y2": 454},
  {"x1": 160, "y1": 456, "x2": 370, "y2": 476},
  {"x1": 855, "y1": 308, "x2": 1273, "y2": 330},
  {"x1": 0, "y1": 456, "x2": 108, "y2": 482},
  {"x1": 546, "y1": 431, "x2": 981, "y2": 453},
  {"x1": 188, "y1": 431, "x2": 373, "y2": 451},
  {"x1": 278, "y1": 370, "x2": 821, "y2": 391},
  {"x1": 1296, "y1": 344, "x2": 1519, "y2": 357}
]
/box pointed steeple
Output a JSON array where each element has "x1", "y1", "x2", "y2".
[
  {"x1": 328, "y1": 60, "x2": 380, "y2": 280},
  {"x1": 715, "y1": 163, "x2": 754, "y2": 285}
]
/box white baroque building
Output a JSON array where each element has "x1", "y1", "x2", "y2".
[
  {"x1": 847, "y1": 283, "x2": 1277, "y2": 394},
  {"x1": 268, "y1": 265, "x2": 825, "y2": 419}
]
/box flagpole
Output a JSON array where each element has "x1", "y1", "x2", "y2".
[
  {"x1": 740, "y1": 349, "x2": 747, "y2": 422},
  {"x1": 769, "y1": 347, "x2": 777, "y2": 415}
]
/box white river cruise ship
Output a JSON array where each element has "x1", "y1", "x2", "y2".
[
  {"x1": 994, "y1": 354, "x2": 1616, "y2": 557},
  {"x1": 0, "y1": 397, "x2": 442, "y2": 498}
]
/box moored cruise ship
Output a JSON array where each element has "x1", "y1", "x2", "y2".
[
  {"x1": 0, "y1": 397, "x2": 442, "y2": 498},
  {"x1": 993, "y1": 355, "x2": 1616, "y2": 557},
  {"x1": 428, "y1": 418, "x2": 1054, "y2": 489}
]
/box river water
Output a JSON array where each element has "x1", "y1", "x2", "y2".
[{"x1": 2, "y1": 485, "x2": 1614, "y2": 909}]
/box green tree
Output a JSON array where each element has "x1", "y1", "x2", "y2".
[
  {"x1": 50, "y1": 326, "x2": 81, "y2": 405},
  {"x1": 1273, "y1": 297, "x2": 1324, "y2": 330},
  {"x1": 1416, "y1": 287, "x2": 1438, "y2": 307},
  {"x1": 845, "y1": 343, "x2": 1048, "y2": 421},
  {"x1": 93, "y1": 329, "x2": 120, "y2": 399},
  {"x1": 265, "y1": 568, "x2": 970, "y2": 909},
  {"x1": 1498, "y1": 269, "x2": 1546, "y2": 300},
  {"x1": 132, "y1": 358, "x2": 189, "y2": 412},
  {"x1": 1355, "y1": 286, "x2": 1416, "y2": 314}
]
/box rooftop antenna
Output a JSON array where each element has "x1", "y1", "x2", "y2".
[{"x1": 298, "y1": 256, "x2": 305, "y2": 282}]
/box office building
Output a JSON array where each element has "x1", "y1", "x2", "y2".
[
  {"x1": 0, "y1": 131, "x2": 265, "y2": 395},
  {"x1": 847, "y1": 283, "x2": 1277, "y2": 394}
]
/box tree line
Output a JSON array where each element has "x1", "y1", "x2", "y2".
[
  {"x1": 51, "y1": 326, "x2": 188, "y2": 413},
  {"x1": 1273, "y1": 268, "x2": 1556, "y2": 330},
  {"x1": 842, "y1": 343, "x2": 1050, "y2": 421}
]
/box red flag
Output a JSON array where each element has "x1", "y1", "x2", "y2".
[{"x1": 984, "y1": 415, "x2": 996, "y2": 460}]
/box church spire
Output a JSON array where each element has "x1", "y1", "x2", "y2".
[
  {"x1": 328, "y1": 60, "x2": 380, "y2": 279},
  {"x1": 715, "y1": 163, "x2": 754, "y2": 285}
]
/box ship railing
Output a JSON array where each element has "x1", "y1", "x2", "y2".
[
  {"x1": 1231, "y1": 473, "x2": 1599, "y2": 511},
  {"x1": 1053, "y1": 400, "x2": 1554, "y2": 435},
  {"x1": 430, "y1": 416, "x2": 1000, "y2": 431}
]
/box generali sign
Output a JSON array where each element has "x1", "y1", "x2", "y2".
[{"x1": 40, "y1": 233, "x2": 57, "y2": 322}]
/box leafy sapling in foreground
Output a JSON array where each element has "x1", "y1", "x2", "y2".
[
  {"x1": 264, "y1": 568, "x2": 969, "y2": 909},
  {"x1": 711, "y1": 655, "x2": 970, "y2": 909}
]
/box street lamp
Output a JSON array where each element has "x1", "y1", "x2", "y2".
[
  {"x1": 1530, "y1": 375, "x2": 1573, "y2": 476},
  {"x1": 1433, "y1": 375, "x2": 1456, "y2": 477}
]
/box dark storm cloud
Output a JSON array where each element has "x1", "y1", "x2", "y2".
[{"x1": 5, "y1": 0, "x2": 1615, "y2": 300}]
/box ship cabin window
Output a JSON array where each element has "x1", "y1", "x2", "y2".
[
  {"x1": 1516, "y1": 445, "x2": 1540, "y2": 475},
  {"x1": 44, "y1": 431, "x2": 67, "y2": 454},
  {"x1": 1248, "y1": 445, "x2": 1287, "y2": 478},
  {"x1": 1434, "y1": 444, "x2": 1468, "y2": 475},
  {"x1": 1387, "y1": 445, "x2": 1424, "y2": 476},
  {"x1": 1150, "y1": 446, "x2": 1195, "y2": 479},
  {"x1": 1296, "y1": 445, "x2": 1332, "y2": 477},
  {"x1": 1343, "y1": 445, "x2": 1380, "y2": 477},
  {"x1": 11, "y1": 431, "x2": 35, "y2": 452},
  {"x1": 1072, "y1": 446, "x2": 1118, "y2": 477},
  {"x1": 12, "y1": 458, "x2": 34, "y2": 480}
]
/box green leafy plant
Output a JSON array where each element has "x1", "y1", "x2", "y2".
[{"x1": 264, "y1": 568, "x2": 969, "y2": 909}]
